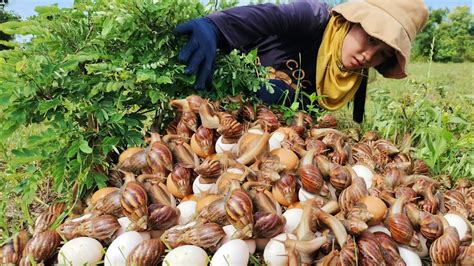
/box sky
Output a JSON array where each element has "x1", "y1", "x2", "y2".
[{"x1": 3, "y1": 0, "x2": 473, "y2": 18}]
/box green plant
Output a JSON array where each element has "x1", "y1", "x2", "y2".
[
  {"x1": 0, "y1": 0, "x2": 269, "y2": 238},
  {"x1": 360, "y1": 78, "x2": 473, "y2": 180},
  {"x1": 0, "y1": 9, "x2": 20, "y2": 50},
  {"x1": 412, "y1": 6, "x2": 474, "y2": 62}
]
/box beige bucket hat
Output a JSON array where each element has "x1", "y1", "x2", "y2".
[{"x1": 332, "y1": 0, "x2": 429, "y2": 79}]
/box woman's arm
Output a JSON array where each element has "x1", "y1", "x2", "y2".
[{"x1": 208, "y1": 0, "x2": 330, "y2": 51}]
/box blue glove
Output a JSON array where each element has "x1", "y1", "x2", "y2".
[{"x1": 174, "y1": 17, "x2": 219, "y2": 90}]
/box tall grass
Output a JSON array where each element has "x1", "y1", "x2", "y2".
[{"x1": 336, "y1": 62, "x2": 474, "y2": 180}]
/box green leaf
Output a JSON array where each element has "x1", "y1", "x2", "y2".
[
  {"x1": 148, "y1": 90, "x2": 160, "y2": 104},
  {"x1": 10, "y1": 149, "x2": 43, "y2": 165},
  {"x1": 156, "y1": 76, "x2": 173, "y2": 85},
  {"x1": 38, "y1": 98, "x2": 62, "y2": 113},
  {"x1": 79, "y1": 140, "x2": 93, "y2": 154},
  {"x1": 290, "y1": 102, "x2": 300, "y2": 111},
  {"x1": 136, "y1": 69, "x2": 156, "y2": 83},
  {"x1": 34, "y1": 5, "x2": 61, "y2": 16},
  {"x1": 92, "y1": 172, "x2": 108, "y2": 189},
  {"x1": 85, "y1": 63, "x2": 110, "y2": 74},
  {"x1": 101, "y1": 136, "x2": 120, "y2": 154},
  {"x1": 67, "y1": 140, "x2": 81, "y2": 158},
  {"x1": 0, "y1": 94, "x2": 11, "y2": 106},
  {"x1": 101, "y1": 17, "x2": 114, "y2": 37}
]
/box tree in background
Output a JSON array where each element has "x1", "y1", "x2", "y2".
[
  {"x1": 412, "y1": 6, "x2": 473, "y2": 62},
  {"x1": 0, "y1": 8, "x2": 19, "y2": 50}
]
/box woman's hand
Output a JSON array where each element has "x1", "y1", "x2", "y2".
[{"x1": 174, "y1": 18, "x2": 219, "y2": 90}]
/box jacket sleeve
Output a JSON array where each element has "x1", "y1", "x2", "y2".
[{"x1": 207, "y1": 0, "x2": 330, "y2": 51}]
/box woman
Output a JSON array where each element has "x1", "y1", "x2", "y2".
[{"x1": 174, "y1": 0, "x2": 429, "y2": 122}]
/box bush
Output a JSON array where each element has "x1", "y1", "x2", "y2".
[
  {"x1": 0, "y1": 9, "x2": 20, "y2": 50},
  {"x1": 0, "y1": 0, "x2": 268, "y2": 232}
]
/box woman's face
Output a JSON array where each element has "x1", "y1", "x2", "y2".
[{"x1": 341, "y1": 23, "x2": 395, "y2": 70}]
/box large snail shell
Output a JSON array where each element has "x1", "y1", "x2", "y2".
[
  {"x1": 373, "y1": 231, "x2": 405, "y2": 265},
  {"x1": 1, "y1": 242, "x2": 20, "y2": 265},
  {"x1": 146, "y1": 140, "x2": 173, "y2": 173},
  {"x1": 357, "y1": 231, "x2": 385, "y2": 265},
  {"x1": 91, "y1": 190, "x2": 123, "y2": 217},
  {"x1": 126, "y1": 239, "x2": 164, "y2": 266},
  {"x1": 22, "y1": 231, "x2": 61, "y2": 263},
  {"x1": 194, "y1": 158, "x2": 222, "y2": 181},
  {"x1": 33, "y1": 212, "x2": 59, "y2": 237},
  {"x1": 429, "y1": 226, "x2": 460, "y2": 264},
  {"x1": 118, "y1": 147, "x2": 148, "y2": 173},
  {"x1": 373, "y1": 139, "x2": 399, "y2": 155},
  {"x1": 338, "y1": 177, "x2": 368, "y2": 214},
  {"x1": 253, "y1": 211, "x2": 286, "y2": 239},
  {"x1": 176, "y1": 119, "x2": 192, "y2": 138},
  {"x1": 387, "y1": 213, "x2": 414, "y2": 245},
  {"x1": 13, "y1": 230, "x2": 29, "y2": 258},
  {"x1": 120, "y1": 181, "x2": 148, "y2": 230},
  {"x1": 148, "y1": 203, "x2": 180, "y2": 230},
  {"x1": 191, "y1": 131, "x2": 215, "y2": 158},
  {"x1": 166, "y1": 164, "x2": 193, "y2": 199},
  {"x1": 329, "y1": 165, "x2": 352, "y2": 191},
  {"x1": 272, "y1": 172, "x2": 298, "y2": 207},
  {"x1": 177, "y1": 222, "x2": 226, "y2": 249},
  {"x1": 342, "y1": 218, "x2": 368, "y2": 235},
  {"x1": 57, "y1": 218, "x2": 83, "y2": 240},
  {"x1": 256, "y1": 108, "x2": 280, "y2": 132},
  {"x1": 180, "y1": 111, "x2": 198, "y2": 132},
  {"x1": 197, "y1": 198, "x2": 228, "y2": 226},
  {"x1": 419, "y1": 212, "x2": 443, "y2": 241},
  {"x1": 457, "y1": 243, "x2": 474, "y2": 265},
  {"x1": 218, "y1": 113, "x2": 243, "y2": 138},
  {"x1": 299, "y1": 164, "x2": 324, "y2": 195},
  {"x1": 143, "y1": 182, "x2": 176, "y2": 207},
  {"x1": 76, "y1": 214, "x2": 121, "y2": 241},
  {"x1": 252, "y1": 189, "x2": 281, "y2": 215},
  {"x1": 226, "y1": 189, "x2": 254, "y2": 238},
  {"x1": 339, "y1": 235, "x2": 357, "y2": 265},
  {"x1": 238, "y1": 104, "x2": 256, "y2": 122}
]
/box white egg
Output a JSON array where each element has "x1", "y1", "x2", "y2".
[
  {"x1": 263, "y1": 233, "x2": 297, "y2": 266},
  {"x1": 282, "y1": 208, "x2": 303, "y2": 234},
  {"x1": 211, "y1": 239, "x2": 249, "y2": 266},
  {"x1": 177, "y1": 200, "x2": 197, "y2": 225},
  {"x1": 215, "y1": 136, "x2": 237, "y2": 154},
  {"x1": 57, "y1": 237, "x2": 103, "y2": 266},
  {"x1": 248, "y1": 128, "x2": 264, "y2": 135},
  {"x1": 444, "y1": 213, "x2": 469, "y2": 239},
  {"x1": 104, "y1": 231, "x2": 144, "y2": 266},
  {"x1": 398, "y1": 246, "x2": 422, "y2": 266},
  {"x1": 298, "y1": 188, "x2": 316, "y2": 202},
  {"x1": 163, "y1": 245, "x2": 208, "y2": 266},
  {"x1": 367, "y1": 224, "x2": 391, "y2": 236},
  {"x1": 116, "y1": 217, "x2": 151, "y2": 240},
  {"x1": 192, "y1": 176, "x2": 217, "y2": 194},
  {"x1": 352, "y1": 164, "x2": 374, "y2": 189},
  {"x1": 222, "y1": 224, "x2": 256, "y2": 254},
  {"x1": 269, "y1": 131, "x2": 284, "y2": 151}
]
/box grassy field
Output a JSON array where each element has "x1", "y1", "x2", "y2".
[{"x1": 335, "y1": 61, "x2": 473, "y2": 180}]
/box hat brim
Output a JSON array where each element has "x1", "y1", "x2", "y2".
[{"x1": 332, "y1": 2, "x2": 410, "y2": 79}]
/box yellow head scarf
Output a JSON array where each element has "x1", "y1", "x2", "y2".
[{"x1": 316, "y1": 15, "x2": 364, "y2": 110}]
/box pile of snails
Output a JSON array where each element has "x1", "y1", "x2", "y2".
[{"x1": 1, "y1": 95, "x2": 473, "y2": 266}]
